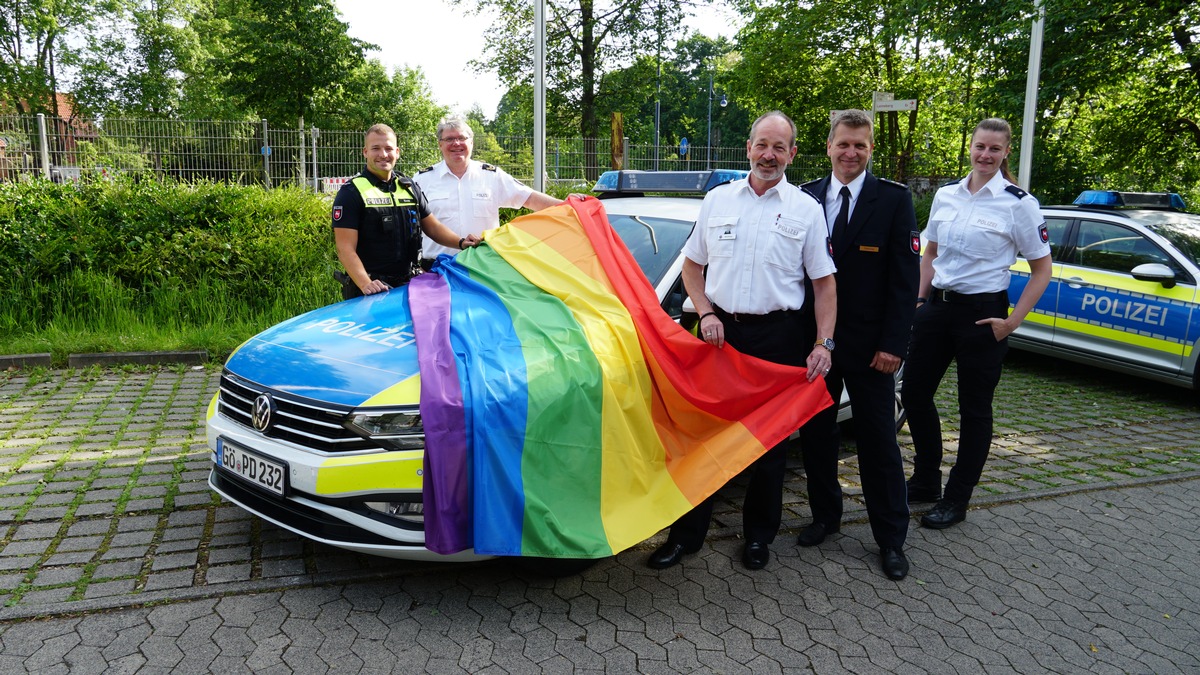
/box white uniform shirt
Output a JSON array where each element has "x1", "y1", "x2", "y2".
[
  {"x1": 822, "y1": 170, "x2": 867, "y2": 235},
  {"x1": 682, "y1": 177, "x2": 836, "y2": 315},
  {"x1": 925, "y1": 172, "x2": 1051, "y2": 294},
  {"x1": 413, "y1": 159, "x2": 534, "y2": 258}
]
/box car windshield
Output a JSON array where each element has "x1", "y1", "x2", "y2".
[
  {"x1": 609, "y1": 215, "x2": 694, "y2": 286},
  {"x1": 1130, "y1": 211, "x2": 1200, "y2": 267}
]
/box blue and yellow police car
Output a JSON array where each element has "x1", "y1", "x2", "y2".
[{"x1": 1009, "y1": 191, "x2": 1200, "y2": 390}]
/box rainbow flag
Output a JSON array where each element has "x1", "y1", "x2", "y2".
[{"x1": 409, "y1": 199, "x2": 832, "y2": 558}]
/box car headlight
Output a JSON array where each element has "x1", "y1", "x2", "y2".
[{"x1": 345, "y1": 409, "x2": 425, "y2": 450}]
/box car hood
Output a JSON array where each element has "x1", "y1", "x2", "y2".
[{"x1": 224, "y1": 288, "x2": 420, "y2": 408}]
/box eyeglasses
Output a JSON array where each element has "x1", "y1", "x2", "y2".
[{"x1": 439, "y1": 136, "x2": 471, "y2": 144}]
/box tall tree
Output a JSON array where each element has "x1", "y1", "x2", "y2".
[
  {"x1": 455, "y1": 0, "x2": 709, "y2": 178},
  {"x1": 216, "y1": 0, "x2": 372, "y2": 128},
  {"x1": 730, "y1": 0, "x2": 955, "y2": 181},
  {"x1": 1, "y1": 0, "x2": 104, "y2": 115},
  {"x1": 71, "y1": 0, "x2": 204, "y2": 117}
]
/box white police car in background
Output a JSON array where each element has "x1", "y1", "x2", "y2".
[
  {"x1": 1009, "y1": 190, "x2": 1200, "y2": 390},
  {"x1": 595, "y1": 170, "x2": 906, "y2": 429}
]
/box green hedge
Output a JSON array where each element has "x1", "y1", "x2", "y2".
[{"x1": 0, "y1": 176, "x2": 340, "y2": 359}]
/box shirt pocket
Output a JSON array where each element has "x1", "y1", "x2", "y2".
[
  {"x1": 926, "y1": 208, "x2": 957, "y2": 240},
  {"x1": 961, "y1": 209, "x2": 1014, "y2": 258},
  {"x1": 472, "y1": 190, "x2": 494, "y2": 217},
  {"x1": 705, "y1": 215, "x2": 739, "y2": 258},
  {"x1": 764, "y1": 215, "x2": 808, "y2": 271}
]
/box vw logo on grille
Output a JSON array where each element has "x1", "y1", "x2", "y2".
[{"x1": 252, "y1": 394, "x2": 274, "y2": 432}]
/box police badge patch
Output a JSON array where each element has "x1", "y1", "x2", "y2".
[
  {"x1": 910, "y1": 231, "x2": 920, "y2": 254},
  {"x1": 1039, "y1": 224, "x2": 1049, "y2": 243},
  {"x1": 333, "y1": 205, "x2": 343, "y2": 222}
]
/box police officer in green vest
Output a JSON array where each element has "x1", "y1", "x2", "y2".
[{"x1": 332, "y1": 123, "x2": 479, "y2": 299}]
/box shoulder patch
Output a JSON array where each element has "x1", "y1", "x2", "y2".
[
  {"x1": 1004, "y1": 184, "x2": 1029, "y2": 199},
  {"x1": 481, "y1": 163, "x2": 498, "y2": 172},
  {"x1": 417, "y1": 166, "x2": 434, "y2": 174},
  {"x1": 800, "y1": 186, "x2": 821, "y2": 203},
  {"x1": 879, "y1": 177, "x2": 910, "y2": 190}
]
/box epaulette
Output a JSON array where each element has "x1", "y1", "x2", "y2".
[
  {"x1": 417, "y1": 166, "x2": 434, "y2": 174},
  {"x1": 1004, "y1": 184, "x2": 1029, "y2": 199},
  {"x1": 800, "y1": 185, "x2": 821, "y2": 203},
  {"x1": 879, "y1": 177, "x2": 910, "y2": 190},
  {"x1": 481, "y1": 163, "x2": 498, "y2": 172},
  {"x1": 800, "y1": 178, "x2": 822, "y2": 190},
  {"x1": 941, "y1": 178, "x2": 962, "y2": 188},
  {"x1": 397, "y1": 175, "x2": 415, "y2": 187}
]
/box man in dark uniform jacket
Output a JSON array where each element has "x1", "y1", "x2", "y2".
[
  {"x1": 798, "y1": 109, "x2": 920, "y2": 580},
  {"x1": 332, "y1": 123, "x2": 478, "y2": 300}
]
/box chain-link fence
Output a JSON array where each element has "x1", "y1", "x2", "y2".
[{"x1": 0, "y1": 114, "x2": 946, "y2": 194}]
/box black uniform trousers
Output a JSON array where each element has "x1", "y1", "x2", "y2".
[
  {"x1": 799, "y1": 360, "x2": 908, "y2": 549},
  {"x1": 901, "y1": 294, "x2": 1009, "y2": 504},
  {"x1": 666, "y1": 309, "x2": 808, "y2": 548}
]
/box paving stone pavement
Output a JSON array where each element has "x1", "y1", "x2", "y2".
[
  {"x1": 0, "y1": 478, "x2": 1195, "y2": 673},
  {"x1": 0, "y1": 352, "x2": 1197, "y2": 672}
]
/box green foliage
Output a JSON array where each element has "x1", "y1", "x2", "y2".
[
  {"x1": 71, "y1": 0, "x2": 205, "y2": 118},
  {"x1": 215, "y1": 0, "x2": 373, "y2": 128},
  {"x1": 457, "y1": 0, "x2": 711, "y2": 141},
  {"x1": 0, "y1": 176, "x2": 339, "y2": 355},
  {"x1": 1, "y1": 0, "x2": 104, "y2": 115}
]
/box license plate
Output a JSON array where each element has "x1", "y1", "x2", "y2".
[{"x1": 217, "y1": 438, "x2": 287, "y2": 497}]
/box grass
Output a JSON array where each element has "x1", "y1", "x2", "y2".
[{"x1": 0, "y1": 268, "x2": 339, "y2": 365}]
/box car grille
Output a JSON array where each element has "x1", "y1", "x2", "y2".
[{"x1": 218, "y1": 372, "x2": 377, "y2": 453}]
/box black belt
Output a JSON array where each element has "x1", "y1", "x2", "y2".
[
  {"x1": 931, "y1": 288, "x2": 1007, "y2": 304},
  {"x1": 712, "y1": 305, "x2": 798, "y2": 325}
]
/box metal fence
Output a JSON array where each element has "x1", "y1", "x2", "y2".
[{"x1": 0, "y1": 114, "x2": 944, "y2": 194}]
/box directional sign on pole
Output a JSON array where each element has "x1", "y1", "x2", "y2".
[
  {"x1": 874, "y1": 99, "x2": 917, "y2": 112},
  {"x1": 679, "y1": 137, "x2": 689, "y2": 158}
]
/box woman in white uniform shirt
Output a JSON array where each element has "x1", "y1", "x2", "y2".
[{"x1": 902, "y1": 118, "x2": 1052, "y2": 529}]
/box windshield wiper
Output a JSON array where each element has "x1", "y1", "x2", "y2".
[{"x1": 632, "y1": 216, "x2": 659, "y2": 254}]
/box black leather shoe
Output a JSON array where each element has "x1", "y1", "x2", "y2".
[
  {"x1": 906, "y1": 479, "x2": 941, "y2": 504},
  {"x1": 921, "y1": 499, "x2": 968, "y2": 529},
  {"x1": 796, "y1": 521, "x2": 840, "y2": 547},
  {"x1": 880, "y1": 547, "x2": 909, "y2": 580},
  {"x1": 646, "y1": 542, "x2": 697, "y2": 569},
  {"x1": 742, "y1": 541, "x2": 770, "y2": 570}
]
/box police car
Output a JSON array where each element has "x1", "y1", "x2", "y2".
[
  {"x1": 1009, "y1": 190, "x2": 1200, "y2": 389},
  {"x1": 595, "y1": 170, "x2": 906, "y2": 428}
]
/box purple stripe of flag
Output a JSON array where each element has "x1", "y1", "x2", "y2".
[{"x1": 409, "y1": 273, "x2": 471, "y2": 554}]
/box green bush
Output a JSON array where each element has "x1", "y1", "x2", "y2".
[{"x1": 0, "y1": 176, "x2": 340, "y2": 361}]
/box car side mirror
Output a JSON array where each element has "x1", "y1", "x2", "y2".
[{"x1": 1131, "y1": 262, "x2": 1177, "y2": 289}]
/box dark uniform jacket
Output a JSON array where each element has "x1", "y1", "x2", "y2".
[
  {"x1": 332, "y1": 168, "x2": 431, "y2": 284},
  {"x1": 801, "y1": 172, "x2": 921, "y2": 369}
]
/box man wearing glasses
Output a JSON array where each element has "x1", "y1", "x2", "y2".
[{"x1": 414, "y1": 116, "x2": 563, "y2": 266}]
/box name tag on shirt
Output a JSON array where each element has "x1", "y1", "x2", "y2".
[
  {"x1": 773, "y1": 215, "x2": 806, "y2": 239},
  {"x1": 718, "y1": 229, "x2": 736, "y2": 240},
  {"x1": 974, "y1": 216, "x2": 1005, "y2": 231}
]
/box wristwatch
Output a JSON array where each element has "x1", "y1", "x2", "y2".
[{"x1": 814, "y1": 337, "x2": 835, "y2": 351}]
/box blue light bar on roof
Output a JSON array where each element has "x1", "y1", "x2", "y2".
[
  {"x1": 1074, "y1": 190, "x2": 1187, "y2": 210},
  {"x1": 592, "y1": 170, "x2": 748, "y2": 194},
  {"x1": 1074, "y1": 190, "x2": 1121, "y2": 206}
]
